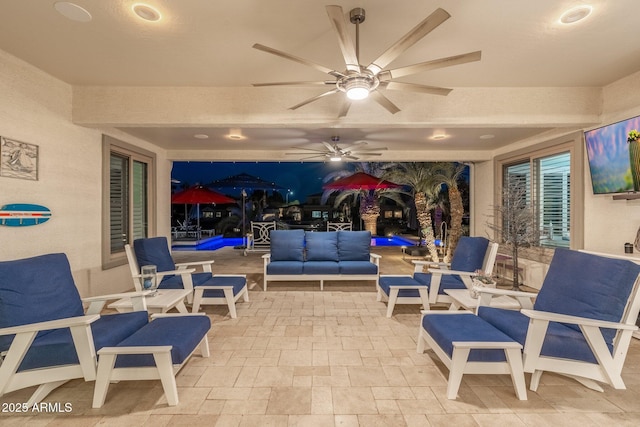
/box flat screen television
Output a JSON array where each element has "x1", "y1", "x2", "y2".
[{"x1": 585, "y1": 114, "x2": 640, "y2": 194}]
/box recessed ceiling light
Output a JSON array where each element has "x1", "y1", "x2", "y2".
[
  {"x1": 560, "y1": 5, "x2": 592, "y2": 24},
  {"x1": 227, "y1": 134, "x2": 246, "y2": 141},
  {"x1": 132, "y1": 3, "x2": 162, "y2": 22},
  {"x1": 193, "y1": 134, "x2": 209, "y2": 139},
  {"x1": 430, "y1": 133, "x2": 448, "y2": 141},
  {"x1": 479, "y1": 134, "x2": 495, "y2": 140},
  {"x1": 54, "y1": 2, "x2": 92, "y2": 22}
]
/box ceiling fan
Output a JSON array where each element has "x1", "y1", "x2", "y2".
[
  {"x1": 285, "y1": 136, "x2": 387, "y2": 161},
  {"x1": 252, "y1": 5, "x2": 481, "y2": 116}
]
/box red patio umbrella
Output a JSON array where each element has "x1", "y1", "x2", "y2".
[
  {"x1": 171, "y1": 186, "x2": 236, "y2": 238},
  {"x1": 323, "y1": 172, "x2": 402, "y2": 190}
]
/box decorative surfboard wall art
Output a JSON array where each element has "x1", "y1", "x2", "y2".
[{"x1": 0, "y1": 203, "x2": 51, "y2": 226}]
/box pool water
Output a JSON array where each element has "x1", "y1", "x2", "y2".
[{"x1": 173, "y1": 234, "x2": 417, "y2": 251}]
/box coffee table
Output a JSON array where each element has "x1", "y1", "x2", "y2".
[
  {"x1": 444, "y1": 289, "x2": 527, "y2": 312},
  {"x1": 109, "y1": 289, "x2": 191, "y2": 314}
]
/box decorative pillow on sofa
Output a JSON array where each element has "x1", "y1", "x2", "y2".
[
  {"x1": 270, "y1": 230, "x2": 305, "y2": 262},
  {"x1": 305, "y1": 232, "x2": 339, "y2": 261},
  {"x1": 337, "y1": 231, "x2": 371, "y2": 261}
]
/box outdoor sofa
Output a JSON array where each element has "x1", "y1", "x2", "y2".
[{"x1": 262, "y1": 230, "x2": 381, "y2": 291}]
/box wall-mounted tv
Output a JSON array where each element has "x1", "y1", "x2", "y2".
[{"x1": 585, "y1": 114, "x2": 640, "y2": 195}]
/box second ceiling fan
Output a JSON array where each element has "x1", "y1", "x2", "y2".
[
  {"x1": 253, "y1": 5, "x2": 481, "y2": 116},
  {"x1": 285, "y1": 136, "x2": 387, "y2": 161}
]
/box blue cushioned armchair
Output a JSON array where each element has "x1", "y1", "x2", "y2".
[
  {"x1": 0, "y1": 253, "x2": 150, "y2": 406},
  {"x1": 477, "y1": 249, "x2": 640, "y2": 392},
  {"x1": 127, "y1": 237, "x2": 248, "y2": 318}
]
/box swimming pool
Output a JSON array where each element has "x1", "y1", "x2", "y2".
[{"x1": 173, "y1": 234, "x2": 417, "y2": 251}]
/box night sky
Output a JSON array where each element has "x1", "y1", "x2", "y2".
[{"x1": 171, "y1": 161, "x2": 358, "y2": 203}]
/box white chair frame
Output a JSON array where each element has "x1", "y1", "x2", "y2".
[
  {"x1": 244, "y1": 221, "x2": 276, "y2": 256},
  {"x1": 327, "y1": 222, "x2": 352, "y2": 231}
]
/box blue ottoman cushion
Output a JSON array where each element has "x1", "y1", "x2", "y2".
[
  {"x1": 114, "y1": 316, "x2": 211, "y2": 368},
  {"x1": 379, "y1": 276, "x2": 424, "y2": 298},
  {"x1": 197, "y1": 275, "x2": 247, "y2": 298}
]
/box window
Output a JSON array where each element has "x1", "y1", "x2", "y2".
[
  {"x1": 102, "y1": 136, "x2": 155, "y2": 268},
  {"x1": 496, "y1": 134, "x2": 584, "y2": 249}
]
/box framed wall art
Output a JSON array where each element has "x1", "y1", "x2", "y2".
[{"x1": 0, "y1": 136, "x2": 39, "y2": 181}]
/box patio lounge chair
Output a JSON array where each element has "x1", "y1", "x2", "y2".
[
  {"x1": 128, "y1": 237, "x2": 248, "y2": 318},
  {"x1": 378, "y1": 236, "x2": 499, "y2": 315},
  {"x1": 0, "y1": 253, "x2": 150, "y2": 406},
  {"x1": 476, "y1": 249, "x2": 640, "y2": 392}
]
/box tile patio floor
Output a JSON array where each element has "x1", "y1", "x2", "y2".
[{"x1": 2, "y1": 246, "x2": 640, "y2": 426}]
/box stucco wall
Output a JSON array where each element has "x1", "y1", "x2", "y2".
[{"x1": 0, "y1": 50, "x2": 171, "y2": 297}]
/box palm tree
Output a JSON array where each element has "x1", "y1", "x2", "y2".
[
  {"x1": 431, "y1": 162, "x2": 467, "y2": 262},
  {"x1": 322, "y1": 162, "x2": 405, "y2": 235},
  {"x1": 383, "y1": 162, "x2": 441, "y2": 263}
]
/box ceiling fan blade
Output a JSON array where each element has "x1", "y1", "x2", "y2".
[
  {"x1": 370, "y1": 90, "x2": 401, "y2": 114},
  {"x1": 366, "y1": 8, "x2": 451, "y2": 75},
  {"x1": 354, "y1": 152, "x2": 383, "y2": 156},
  {"x1": 299, "y1": 154, "x2": 330, "y2": 160},
  {"x1": 337, "y1": 100, "x2": 351, "y2": 118},
  {"x1": 286, "y1": 146, "x2": 327, "y2": 153},
  {"x1": 325, "y1": 5, "x2": 360, "y2": 72},
  {"x1": 289, "y1": 89, "x2": 340, "y2": 110},
  {"x1": 253, "y1": 43, "x2": 345, "y2": 78},
  {"x1": 344, "y1": 155, "x2": 360, "y2": 160},
  {"x1": 351, "y1": 147, "x2": 389, "y2": 152},
  {"x1": 322, "y1": 141, "x2": 338, "y2": 152},
  {"x1": 253, "y1": 81, "x2": 335, "y2": 87},
  {"x1": 382, "y1": 51, "x2": 482, "y2": 80},
  {"x1": 382, "y1": 81, "x2": 452, "y2": 96}
]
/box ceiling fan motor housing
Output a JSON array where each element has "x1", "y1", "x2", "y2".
[{"x1": 350, "y1": 8, "x2": 365, "y2": 24}]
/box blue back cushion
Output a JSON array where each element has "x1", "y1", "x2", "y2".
[
  {"x1": 338, "y1": 231, "x2": 371, "y2": 261},
  {"x1": 270, "y1": 230, "x2": 305, "y2": 261},
  {"x1": 450, "y1": 236, "x2": 489, "y2": 272},
  {"x1": 534, "y1": 249, "x2": 640, "y2": 340},
  {"x1": 133, "y1": 237, "x2": 176, "y2": 272},
  {"x1": 0, "y1": 253, "x2": 84, "y2": 349},
  {"x1": 305, "y1": 232, "x2": 339, "y2": 261}
]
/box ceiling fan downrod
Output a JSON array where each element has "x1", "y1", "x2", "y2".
[{"x1": 349, "y1": 8, "x2": 365, "y2": 65}]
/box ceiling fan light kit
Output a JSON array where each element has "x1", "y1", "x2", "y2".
[{"x1": 253, "y1": 5, "x2": 481, "y2": 116}]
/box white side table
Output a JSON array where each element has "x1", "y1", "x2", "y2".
[
  {"x1": 444, "y1": 289, "x2": 524, "y2": 312},
  {"x1": 109, "y1": 289, "x2": 191, "y2": 314}
]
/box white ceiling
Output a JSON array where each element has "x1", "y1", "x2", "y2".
[{"x1": 1, "y1": 0, "x2": 639, "y2": 159}]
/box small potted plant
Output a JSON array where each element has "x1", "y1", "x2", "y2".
[
  {"x1": 470, "y1": 269, "x2": 496, "y2": 298},
  {"x1": 628, "y1": 129, "x2": 640, "y2": 191}
]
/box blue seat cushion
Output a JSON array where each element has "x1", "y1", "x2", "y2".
[
  {"x1": 0, "y1": 253, "x2": 85, "y2": 351},
  {"x1": 477, "y1": 306, "x2": 604, "y2": 364},
  {"x1": 413, "y1": 272, "x2": 467, "y2": 294},
  {"x1": 114, "y1": 316, "x2": 211, "y2": 368},
  {"x1": 305, "y1": 232, "x2": 339, "y2": 261},
  {"x1": 270, "y1": 230, "x2": 305, "y2": 262},
  {"x1": 266, "y1": 261, "x2": 304, "y2": 275},
  {"x1": 133, "y1": 237, "x2": 176, "y2": 272},
  {"x1": 17, "y1": 311, "x2": 149, "y2": 371},
  {"x1": 450, "y1": 236, "x2": 489, "y2": 272},
  {"x1": 303, "y1": 261, "x2": 340, "y2": 275},
  {"x1": 338, "y1": 261, "x2": 378, "y2": 275},
  {"x1": 197, "y1": 275, "x2": 247, "y2": 298},
  {"x1": 422, "y1": 313, "x2": 515, "y2": 362},
  {"x1": 379, "y1": 276, "x2": 425, "y2": 298},
  {"x1": 159, "y1": 272, "x2": 212, "y2": 289},
  {"x1": 338, "y1": 231, "x2": 371, "y2": 261},
  {"x1": 533, "y1": 249, "x2": 640, "y2": 343}
]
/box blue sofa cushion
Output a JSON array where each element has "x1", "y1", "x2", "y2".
[
  {"x1": 422, "y1": 313, "x2": 513, "y2": 362},
  {"x1": 270, "y1": 230, "x2": 305, "y2": 262},
  {"x1": 159, "y1": 271, "x2": 212, "y2": 289},
  {"x1": 303, "y1": 261, "x2": 340, "y2": 275},
  {"x1": 338, "y1": 231, "x2": 372, "y2": 261},
  {"x1": 477, "y1": 306, "x2": 604, "y2": 364},
  {"x1": 533, "y1": 249, "x2": 640, "y2": 343},
  {"x1": 266, "y1": 261, "x2": 304, "y2": 275},
  {"x1": 197, "y1": 275, "x2": 247, "y2": 298},
  {"x1": 114, "y1": 316, "x2": 211, "y2": 368},
  {"x1": 133, "y1": 237, "x2": 176, "y2": 272},
  {"x1": 379, "y1": 276, "x2": 425, "y2": 298},
  {"x1": 0, "y1": 253, "x2": 85, "y2": 351},
  {"x1": 413, "y1": 272, "x2": 467, "y2": 294},
  {"x1": 450, "y1": 236, "x2": 489, "y2": 272},
  {"x1": 338, "y1": 261, "x2": 378, "y2": 275},
  {"x1": 305, "y1": 232, "x2": 339, "y2": 261},
  {"x1": 17, "y1": 311, "x2": 149, "y2": 372}
]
